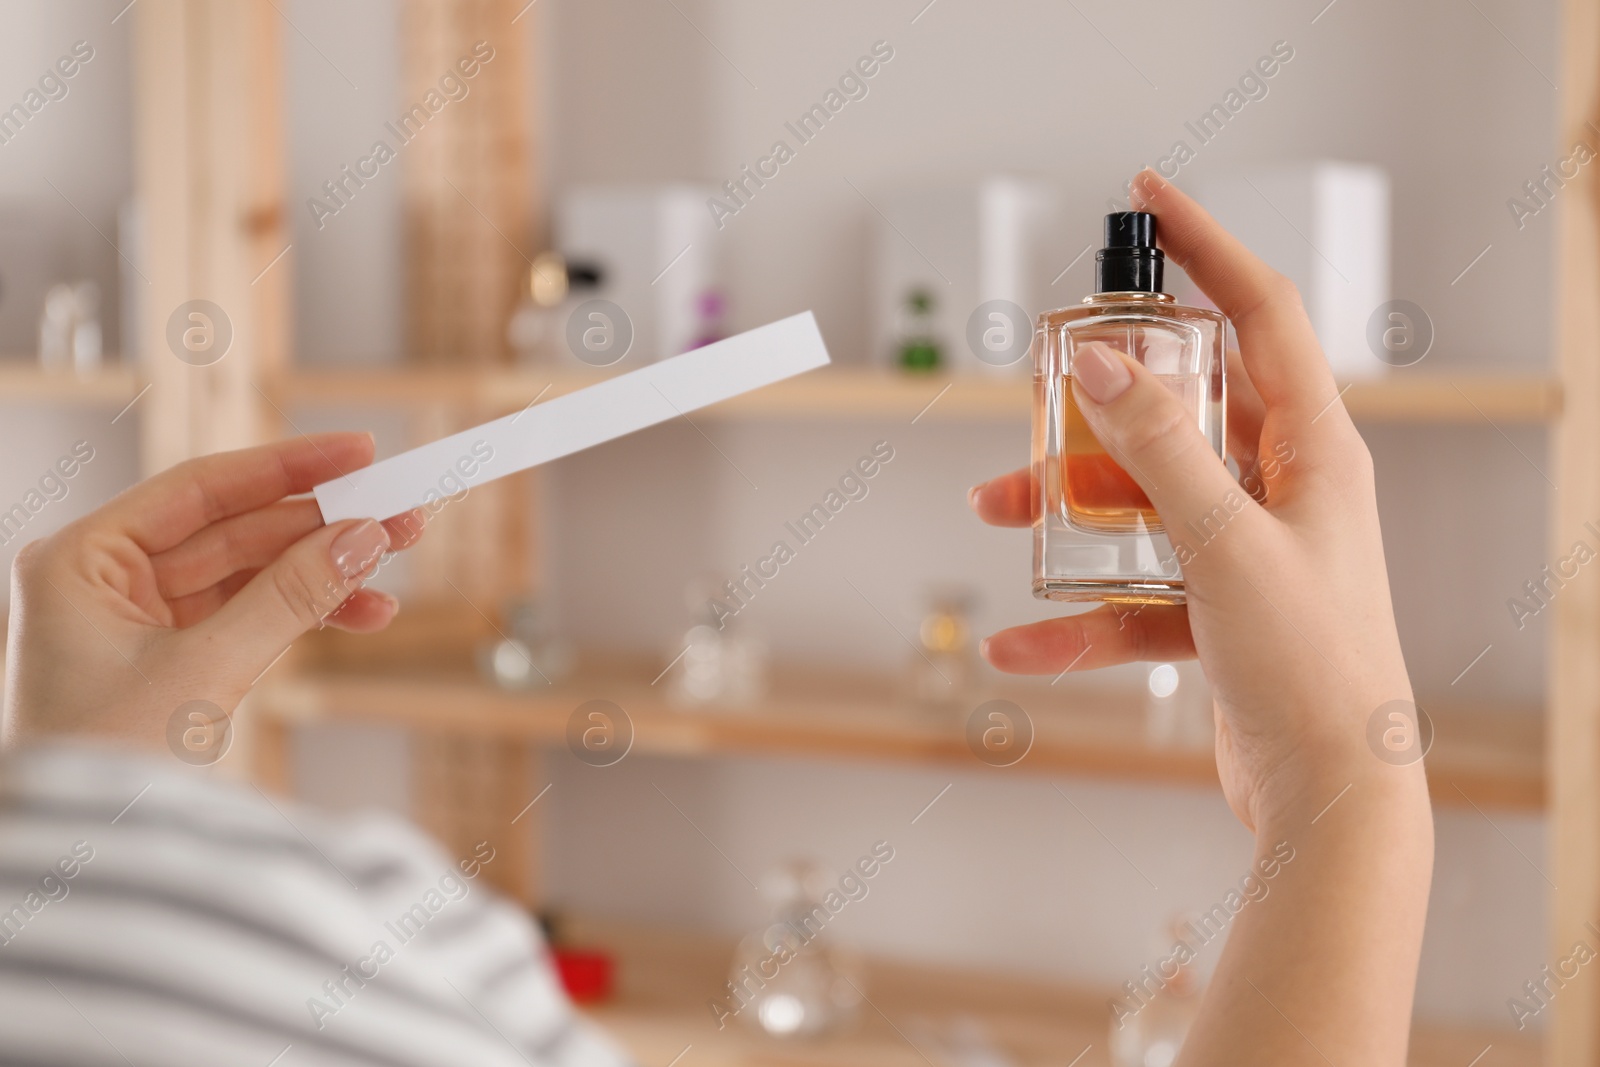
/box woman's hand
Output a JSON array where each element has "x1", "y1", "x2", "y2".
[
  {"x1": 972, "y1": 170, "x2": 1418, "y2": 833},
  {"x1": 973, "y1": 171, "x2": 1433, "y2": 1065},
  {"x1": 3, "y1": 433, "x2": 423, "y2": 749}
]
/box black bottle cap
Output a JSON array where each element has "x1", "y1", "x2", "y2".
[{"x1": 1095, "y1": 211, "x2": 1164, "y2": 294}]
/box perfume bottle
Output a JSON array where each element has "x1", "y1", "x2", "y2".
[
  {"x1": 906, "y1": 587, "x2": 976, "y2": 713},
  {"x1": 1033, "y1": 212, "x2": 1227, "y2": 604},
  {"x1": 728, "y1": 862, "x2": 863, "y2": 1038},
  {"x1": 896, "y1": 286, "x2": 942, "y2": 371}
]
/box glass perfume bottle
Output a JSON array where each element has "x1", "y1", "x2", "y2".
[
  {"x1": 728, "y1": 862, "x2": 863, "y2": 1038},
  {"x1": 896, "y1": 286, "x2": 942, "y2": 372},
  {"x1": 1033, "y1": 212, "x2": 1227, "y2": 604}
]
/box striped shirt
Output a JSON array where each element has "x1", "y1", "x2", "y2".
[{"x1": 0, "y1": 741, "x2": 631, "y2": 1067}]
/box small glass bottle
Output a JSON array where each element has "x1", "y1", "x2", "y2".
[
  {"x1": 1033, "y1": 212, "x2": 1227, "y2": 604},
  {"x1": 896, "y1": 286, "x2": 942, "y2": 372},
  {"x1": 728, "y1": 862, "x2": 862, "y2": 1038},
  {"x1": 906, "y1": 587, "x2": 976, "y2": 714}
]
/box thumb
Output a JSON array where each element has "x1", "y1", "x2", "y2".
[
  {"x1": 197, "y1": 518, "x2": 391, "y2": 676},
  {"x1": 1070, "y1": 341, "x2": 1254, "y2": 549}
]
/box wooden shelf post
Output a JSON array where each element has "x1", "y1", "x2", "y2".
[
  {"x1": 1551, "y1": 0, "x2": 1600, "y2": 1061},
  {"x1": 133, "y1": 0, "x2": 289, "y2": 475}
]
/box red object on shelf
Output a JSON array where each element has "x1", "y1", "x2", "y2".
[{"x1": 553, "y1": 946, "x2": 614, "y2": 1004}]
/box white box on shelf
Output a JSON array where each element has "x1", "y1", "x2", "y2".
[
  {"x1": 870, "y1": 177, "x2": 1058, "y2": 376},
  {"x1": 1184, "y1": 162, "x2": 1391, "y2": 378},
  {"x1": 557, "y1": 186, "x2": 721, "y2": 362}
]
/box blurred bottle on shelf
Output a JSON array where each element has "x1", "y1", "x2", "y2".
[
  {"x1": 478, "y1": 595, "x2": 575, "y2": 690},
  {"x1": 907, "y1": 587, "x2": 976, "y2": 713},
  {"x1": 686, "y1": 288, "x2": 727, "y2": 350},
  {"x1": 38, "y1": 281, "x2": 102, "y2": 373},
  {"x1": 668, "y1": 576, "x2": 766, "y2": 708},
  {"x1": 727, "y1": 861, "x2": 863, "y2": 1039},
  {"x1": 896, "y1": 286, "x2": 942, "y2": 371},
  {"x1": 506, "y1": 251, "x2": 605, "y2": 366},
  {"x1": 908, "y1": 1016, "x2": 1015, "y2": 1067},
  {"x1": 1110, "y1": 916, "x2": 1203, "y2": 1067}
]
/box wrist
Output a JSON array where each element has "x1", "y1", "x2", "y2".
[{"x1": 1254, "y1": 754, "x2": 1432, "y2": 859}]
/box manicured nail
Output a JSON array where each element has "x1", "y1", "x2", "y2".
[
  {"x1": 967, "y1": 483, "x2": 985, "y2": 510},
  {"x1": 1074, "y1": 343, "x2": 1133, "y2": 404},
  {"x1": 332, "y1": 520, "x2": 391, "y2": 580}
]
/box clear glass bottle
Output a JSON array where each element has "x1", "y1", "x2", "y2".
[
  {"x1": 728, "y1": 862, "x2": 862, "y2": 1038},
  {"x1": 1034, "y1": 212, "x2": 1227, "y2": 604},
  {"x1": 906, "y1": 587, "x2": 976, "y2": 714}
]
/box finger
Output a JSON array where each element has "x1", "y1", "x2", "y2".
[
  {"x1": 166, "y1": 568, "x2": 259, "y2": 628},
  {"x1": 1071, "y1": 341, "x2": 1261, "y2": 555},
  {"x1": 153, "y1": 500, "x2": 322, "y2": 601},
  {"x1": 102, "y1": 433, "x2": 376, "y2": 555},
  {"x1": 190, "y1": 518, "x2": 391, "y2": 674},
  {"x1": 969, "y1": 467, "x2": 1033, "y2": 527},
  {"x1": 1129, "y1": 169, "x2": 1338, "y2": 423},
  {"x1": 322, "y1": 589, "x2": 400, "y2": 634},
  {"x1": 152, "y1": 502, "x2": 427, "y2": 601},
  {"x1": 1224, "y1": 348, "x2": 1268, "y2": 483},
  {"x1": 383, "y1": 509, "x2": 428, "y2": 551},
  {"x1": 982, "y1": 604, "x2": 1195, "y2": 675},
  {"x1": 971, "y1": 361, "x2": 1269, "y2": 529}
]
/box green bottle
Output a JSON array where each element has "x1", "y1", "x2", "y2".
[{"x1": 897, "y1": 287, "x2": 942, "y2": 372}]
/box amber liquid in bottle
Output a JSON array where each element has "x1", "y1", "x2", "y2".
[{"x1": 1062, "y1": 373, "x2": 1202, "y2": 534}]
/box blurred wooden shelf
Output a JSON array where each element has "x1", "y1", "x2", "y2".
[
  {"x1": 0, "y1": 361, "x2": 1559, "y2": 425},
  {"x1": 252, "y1": 665, "x2": 1544, "y2": 810},
  {"x1": 566, "y1": 915, "x2": 1539, "y2": 1067},
  {"x1": 0, "y1": 361, "x2": 140, "y2": 405},
  {"x1": 275, "y1": 366, "x2": 1563, "y2": 424}
]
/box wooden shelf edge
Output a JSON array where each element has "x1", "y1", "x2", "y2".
[
  {"x1": 249, "y1": 671, "x2": 1544, "y2": 812},
  {"x1": 0, "y1": 363, "x2": 141, "y2": 406},
  {"x1": 271, "y1": 366, "x2": 1563, "y2": 424},
  {"x1": 0, "y1": 362, "x2": 1555, "y2": 425}
]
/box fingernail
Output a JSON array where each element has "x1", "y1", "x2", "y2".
[
  {"x1": 1074, "y1": 343, "x2": 1133, "y2": 404},
  {"x1": 332, "y1": 520, "x2": 390, "y2": 580},
  {"x1": 979, "y1": 637, "x2": 992, "y2": 660},
  {"x1": 967, "y1": 483, "x2": 986, "y2": 510}
]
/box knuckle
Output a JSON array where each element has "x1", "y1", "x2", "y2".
[
  {"x1": 1116, "y1": 392, "x2": 1192, "y2": 465},
  {"x1": 1268, "y1": 271, "x2": 1306, "y2": 312},
  {"x1": 9, "y1": 539, "x2": 49, "y2": 588},
  {"x1": 270, "y1": 565, "x2": 340, "y2": 627},
  {"x1": 1347, "y1": 437, "x2": 1376, "y2": 479}
]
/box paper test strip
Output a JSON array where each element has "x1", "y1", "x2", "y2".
[{"x1": 314, "y1": 311, "x2": 832, "y2": 523}]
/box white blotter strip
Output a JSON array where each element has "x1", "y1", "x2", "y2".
[{"x1": 314, "y1": 311, "x2": 831, "y2": 523}]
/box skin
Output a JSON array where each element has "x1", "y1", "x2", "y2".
[
  {"x1": 971, "y1": 170, "x2": 1433, "y2": 1064},
  {"x1": 3, "y1": 432, "x2": 424, "y2": 749}
]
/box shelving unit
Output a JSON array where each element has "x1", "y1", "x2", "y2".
[
  {"x1": 251, "y1": 664, "x2": 1544, "y2": 812},
  {"x1": 31, "y1": 0, "x2": 1590, "y2": 1061}
]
